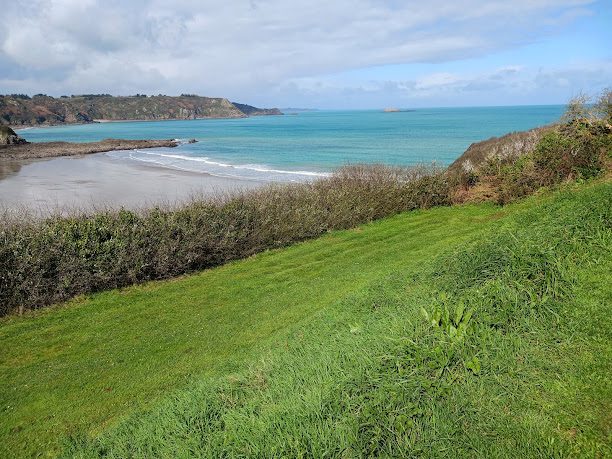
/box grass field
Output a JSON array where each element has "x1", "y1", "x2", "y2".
[{"x1": 1, "y1": 180, "x2": 610, "y2": 458}]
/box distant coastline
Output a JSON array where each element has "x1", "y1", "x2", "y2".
[
  {"x1": 0, "y1": 94, "x2": 283, "y2": 128},
  {"x1": 279, "y1": 107, "x2": 319, "y2": 112}
]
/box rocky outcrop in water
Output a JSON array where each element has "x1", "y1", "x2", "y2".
[
  {"x1": 0, "y1": 138, "x2": 179, "y2": 160},
  {"x1": 0, "y1": 125, "x2": 28, "y2": 145}
]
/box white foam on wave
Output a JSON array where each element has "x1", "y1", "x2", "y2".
[
  {"x1": 107, "y1": 148, "x2": 330, "y2": 182},
  {"x1": 172, "y1": 138, "x2": 195, "y2": 145},
  {"x1": 146, "y1": 151, "x2": 329, "y2": 177}
]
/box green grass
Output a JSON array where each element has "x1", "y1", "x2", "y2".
[
  {"x1": 1, "y1": 181, "x2": 610, "y2": 458},
  {"x1": 1, "y1": 202, "x2": 499, "y2": 457}
]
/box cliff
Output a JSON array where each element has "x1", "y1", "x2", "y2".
[
  {"x1": 0, "y1": 94, "x2": 282, "y2": 127},
  {"x1": 231, "y1": 102, "x2": 283, "y2": 116},
  {"x1": 448, "y1": 125, "x2": 555, "y2": 173}
]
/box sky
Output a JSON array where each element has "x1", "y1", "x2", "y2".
[{"x1": 0, "y1": 0, "x2": 610, "y2": 109}]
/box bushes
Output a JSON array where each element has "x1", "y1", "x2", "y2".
[
  {"x1": 0, "y1": 165, "x2": 450, "y2": 316},
  {"x1": 495, "y1": 119, "x2": 611, "y2": 203},
  {"x1": 448, "y1": 90, "x2": 612, "y2": 205}
]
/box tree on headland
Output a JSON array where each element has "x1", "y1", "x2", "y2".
[
  {"x1": 594, "y1": 88, "x2": 612, "y2": 122},
  {"x1": 562, "y1": 92, "x2": 591, "y2": 123},
  {"x1": 563, "y1": 88, "x2": 612, "y2": 123}
]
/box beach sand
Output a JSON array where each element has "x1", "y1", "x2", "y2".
[{"x1": 0, "y1": 152, "x2": 265, "y2": 215}]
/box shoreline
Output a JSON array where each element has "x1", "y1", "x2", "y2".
[
  {"x1": 11, "y1": 112, "x2": 285, "y2": 130},
  {"x1": 0, "y1": 152, "x2": 266, "y2": 214},
  {"x1": 0, "y1": 138, "x2": 182, "y2": 160},
  {"x1": 9, "y1": 115, "x2": 252, "y2": 130}
]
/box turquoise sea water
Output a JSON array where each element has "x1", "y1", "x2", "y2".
[{"x1": 22, "y1": 106, "x2": 564, "y2": 182}]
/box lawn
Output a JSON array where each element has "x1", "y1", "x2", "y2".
[
  {"x1": 1, "y1": 201, "x2": 499, "y2": 457},
  {"x1": 1, "y1": 180, "x2": 610, "y2": 458}
]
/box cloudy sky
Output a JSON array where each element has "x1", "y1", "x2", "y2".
[{"x1": 1, "y1": 0, "x2": 610, "y2": 108}]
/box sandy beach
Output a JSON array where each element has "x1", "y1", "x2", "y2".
[{"x1": 0, "y1": 152, "x2": 265, "y2": 214}]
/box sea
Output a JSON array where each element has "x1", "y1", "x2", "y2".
[{"x1": 21, "y1": 106, "x2": 565, "y2": 182}]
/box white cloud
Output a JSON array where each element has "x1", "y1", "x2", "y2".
[
  {"x1": 415, "y1": 73, "x2": 461, "y2": 90},
  {"x1": 283, "y1": 60, "x2": 612, "y2": 108},
  {"x1": 0, "y1": 0, "x2": 605, "y2": 106}
]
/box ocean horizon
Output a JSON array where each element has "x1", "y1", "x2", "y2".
[{"x1": 22, "y1": 105, "x2": 565, "y2": 182}]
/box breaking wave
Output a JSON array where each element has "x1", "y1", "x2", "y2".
[{"x1": 106, "y1": 149, "x2": 330, "y2": 183}]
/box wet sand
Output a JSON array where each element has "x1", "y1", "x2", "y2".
[{"x1": 0, "y1": 152, "x2": 266, "y2": 215}]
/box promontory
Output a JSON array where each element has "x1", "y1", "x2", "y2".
[{"x1": 0, "y1": 94, "x2": 283, "y2": 127}]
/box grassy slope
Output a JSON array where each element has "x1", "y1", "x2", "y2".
[
  {"x1": 1, "y1": 203, "x2": 499, "y2": 457},
  {"x1": 1, "y1": 181, "x2": 610, "y2": 458}
]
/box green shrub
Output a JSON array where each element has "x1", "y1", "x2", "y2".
[
  {"x1": 0, "y1": 165, "x2": 451, "y2": 315},
  {"x1": 496, "y1": 119, "x2": 611, "y2": 203}
]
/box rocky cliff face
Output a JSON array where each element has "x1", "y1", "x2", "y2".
[
  {"x1": 448, "y1": 125, "x2": 554, "y2": 173},
  {"x1": 231, "y1": 102, "x2": 283, "y2": 116},
  {"x1": 0, "y1": 95, "x2": 282, "y2": 126},
  {"x1": 0, "y1": 125, "x2": 28, "y2": 145}
]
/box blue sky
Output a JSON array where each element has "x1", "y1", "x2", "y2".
[{"x1": 1, "y1": 0, "x2": 610, "y2": 108}]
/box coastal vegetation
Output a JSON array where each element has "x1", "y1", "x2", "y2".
[
  {"x1": 0, "y1": 94, "x2": 282, "y2": 127},
  {"x1": 0, "y1": 92, "x2": 610, "y2": 457},
  {"x1": 1, "y1": 92, "x2": 610, "y2": 316},
  {"x1": 450, "y1": 91, "x2": 611, "y2": 203},
  {"x1": 0, "y1": 164, "x2": 449, "y2": 315}
]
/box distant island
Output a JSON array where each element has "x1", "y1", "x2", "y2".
[
  {"x1": 382, "y1": 108, "x2": 417, "y2": 113},
  {"x1": 0, "y1": 94, "x2": 283, "y2": 127}
]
